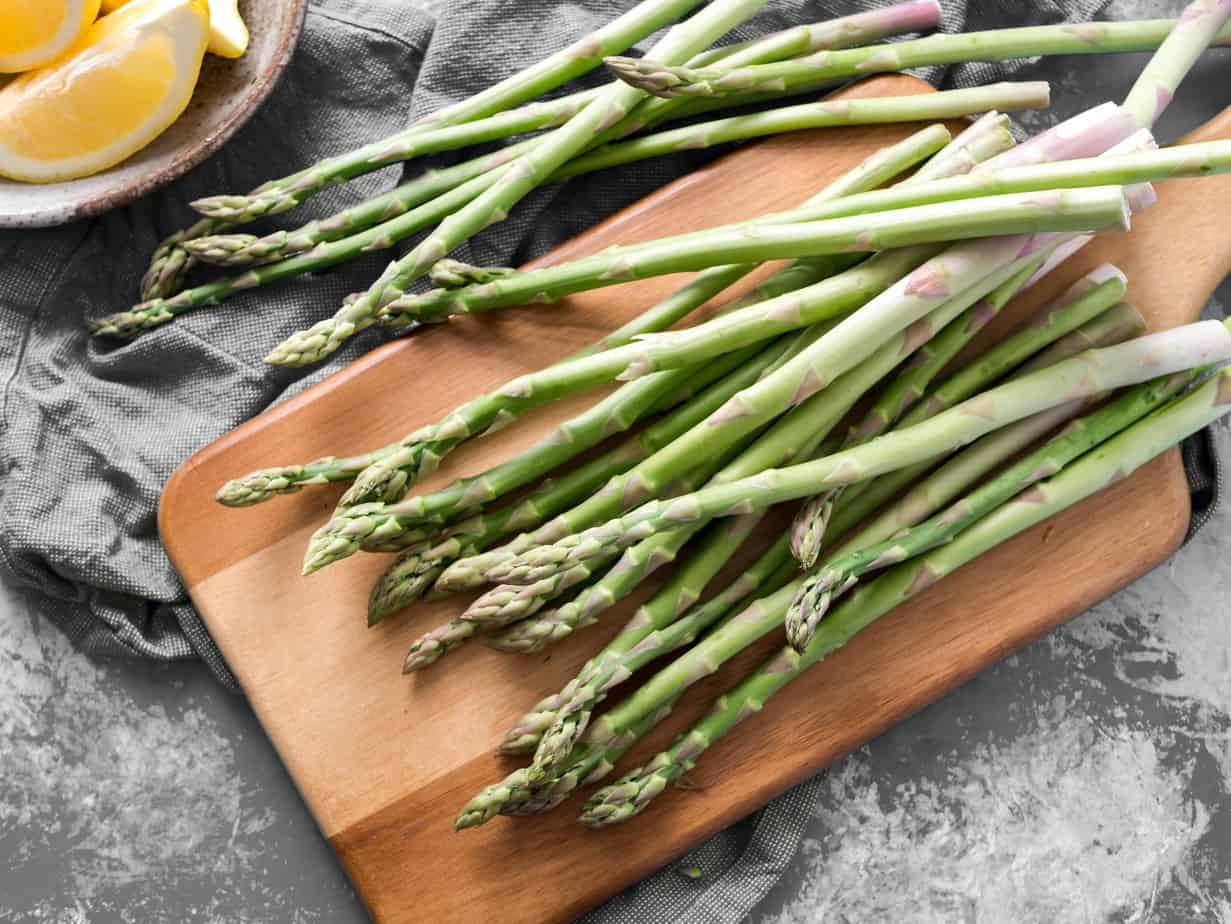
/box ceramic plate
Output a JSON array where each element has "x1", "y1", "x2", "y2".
[{"x1": 0, "y1": 0, "x2": 308, "y2": 229}]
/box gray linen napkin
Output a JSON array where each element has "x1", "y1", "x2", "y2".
[{"x1": 2, "y1": 1, "x2": 1219, "y2": 921}]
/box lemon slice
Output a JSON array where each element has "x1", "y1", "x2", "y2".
[
  {"x1": 0, "y1": 0, "x2": 101, "y2": 73},
  {"x1": 102, "y1": 0, "x2": 249, "y2": 59},
  {"x1": 0, "y1": 0, "x2": 209, "y2": 183}
]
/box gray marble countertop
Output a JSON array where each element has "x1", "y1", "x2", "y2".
[{"x1": 3, "y1": 6, "x2": 1231, "y2": 922}]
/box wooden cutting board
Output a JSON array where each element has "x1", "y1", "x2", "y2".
[{"x1": 161, "y1": 74, "x2": 1231, "y2": 923}]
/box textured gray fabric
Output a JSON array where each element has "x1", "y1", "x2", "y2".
[{"x1": 0, "y1": 0, "x2": 1221, "y2": 920}]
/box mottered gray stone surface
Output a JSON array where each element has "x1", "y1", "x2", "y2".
[{"x1": 2, "y1": 3, "x2": 1230, "y2": 920}]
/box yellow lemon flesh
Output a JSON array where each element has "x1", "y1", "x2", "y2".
[
  {"x1": 102, "y1": 0, "x2": 249, "y2": 58},
  {"x1": 0, "y1": 0, "x2": 209, "y2": 183},
  {"x1": 0, "y1": 0, "x2": 102, "y2": 73}
]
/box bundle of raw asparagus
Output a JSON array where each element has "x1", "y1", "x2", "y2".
[
  {"x1": 94, "y1": 0, "x2": 1231, "y2": 368},
  {"x1": 208, "y1": 0, "x2": 1231, "y2": 831}
]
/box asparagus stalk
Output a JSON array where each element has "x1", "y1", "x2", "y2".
[
  {"x1": 580, "y1": 367, "x2": 1231, "y2": 827},
  {"x1": 186, "y1": 141, "x2": 540, "y2": 269},
  {"x1": 550, "y1": 83, "x2": 1050, "y2": 179},
  {"x1": 378, "y1": 185, "x2": 1133, "y2": 326},
  {"x1": 789, "y1": 360, "x2": 1202, "y2": 648},
  {"x1": 603, "y1": 18, "x2": 1231, "y2": 99},
  {"x1": 596, "y1": 0, "x2": 943, "y2": 144},
  {"x1": 496, "y1": 537, "x2": 797, "y2": 754},
  {"x1": 217, "y1": 261, "x2": 744, "y2": 509},
  {"x1": 341, "y1": 127, "x2": 951, "y2": 510},
  {"x1": 484, "y1": 303, "x2": 1144, "y2": 800},
  {"x1": 267, "y1": 0, "x2": 775, "y2": 368},
  {"x1": 789, "y1": 264, "x2": 1127, "y2": 566},
  {"x1": 823, "y1": 298, "x2": 1154, "y2": 547},
  {"x1": 91, "y1": 169, "x2": 504, "y2": 338},
  {"x1": 909, "y1": 111, "x2": 1011, "y2": 182},
  {"x1": 1123, "y1": 0, "x2": 1231, "y2": 128},
  {"x1": 456, "y1": 692, "x2": 684, "y2": 829},
  {"x1": 520, "y1": 322, "x2": 1231, "y2": 564}
]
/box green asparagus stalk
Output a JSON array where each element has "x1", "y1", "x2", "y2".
[
  {"x1": 909, "y1": 111, "x2": 1010, "y2": 182},
  {"x1": 340, "y1": 127, "x2": 951, "y2": 510},
  {"x1": 596, "y1": 0, "x2": 943, "y2": 145},
  {"x1": 267, "y1": 0, "x2": 775, "y2": 368},
  {"x1": 521, "y1": 322, "x2": 1231, "y2": 564},
  {"x1": 187, "y1": 142, "x2": 540, "y2": 269},
  {"x1": 603, "y1": 18, "x2": 1231, "y2": 100},
  {"x1": 1123, "y1": 0, "x2": 1231, "y2": 128},
  {"x1": 789, "y1": 263, "x2": 1127, "y2": 566},
  {"x1": 788, "y1": 360, "x2": 1202, "y2": 649},
  {"x1": 580, "y1": 366, "x2": 1231, "y2": 827},
  {"x1": 378, "y1": 186, "x2": 1131, "y2": 327},
  {"x1": 195, "y1": 1, "x2": 942, "y2": 225},
  {"x1": 549, "y1": 83, "x2": 1050, "y2": 179},
  {"x1": 456, "y1": 692, "x2": 684, "y2": 829}
]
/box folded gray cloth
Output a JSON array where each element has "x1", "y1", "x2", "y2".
[{"x1": 2, "y1": 0, "x2": 1220, "y2": 921}]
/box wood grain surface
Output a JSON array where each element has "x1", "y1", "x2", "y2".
[{"x1": 160, "y1": 76, "x2": 1231, "y2": 923}]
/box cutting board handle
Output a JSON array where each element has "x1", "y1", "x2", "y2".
[{"x1": 1140, "y1": 103, "x2": 1231, "y2": 327}]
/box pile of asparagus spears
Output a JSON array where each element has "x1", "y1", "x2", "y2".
[{"x1": 206, "y1": 0, "x2": 1231, "y2": 831}]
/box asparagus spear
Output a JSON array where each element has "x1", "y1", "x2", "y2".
[
  {"x1": 580, "y1": 366, "x2": 1231, "y2": 827},
  {"x1": 823, "y1": 299, "x2": 1154, "y2": 547},
  {"x1": 266, "y1": 0, "x2": 775, "y2": 368},
  {"x1": 790, "y1": 264, "x2": 1127, "y2": 567},
  {"x1": 596, "y1": 0, "x2": 943, "y2": 145},
  {"x1": 603, "y1": 18, "x2": 1231, "y2": 99},
  {"x1": 789, "y1": 361, "x2": 1203, "y2": 649},
  {"x1": 380, "y1": 186, "x2": 1134, "y2": 326},
  {"x1": 1123, "y1": 0, "x2": 1231, "y2": 128},
  {"x1": 341, "y1": 127, "x2": 951, "y2": 510},
  {"x1": 549, "y1": 83, "x2": 1050, "y2": 179},
  {"x1": 518, "y1": 322, "x2": 1231, "y2": 565},
  {"x1": 195, "y1": 1, "x2": 942, "y2": 224}
]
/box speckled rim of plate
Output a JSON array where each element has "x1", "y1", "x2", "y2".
[{"x1": 0, "y1": 0, "x2": 309, "y2": 229}]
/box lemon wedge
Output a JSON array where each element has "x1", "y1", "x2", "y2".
[
  {"x1": 0, "y1": 0, "x2": 101, "y2": 73},
  {"x1": 0, "y1": 0, "x2": 209, "y2": 183},
  {"x1": 102, "y1": 0, "x2": 249, "y2": 59}
]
